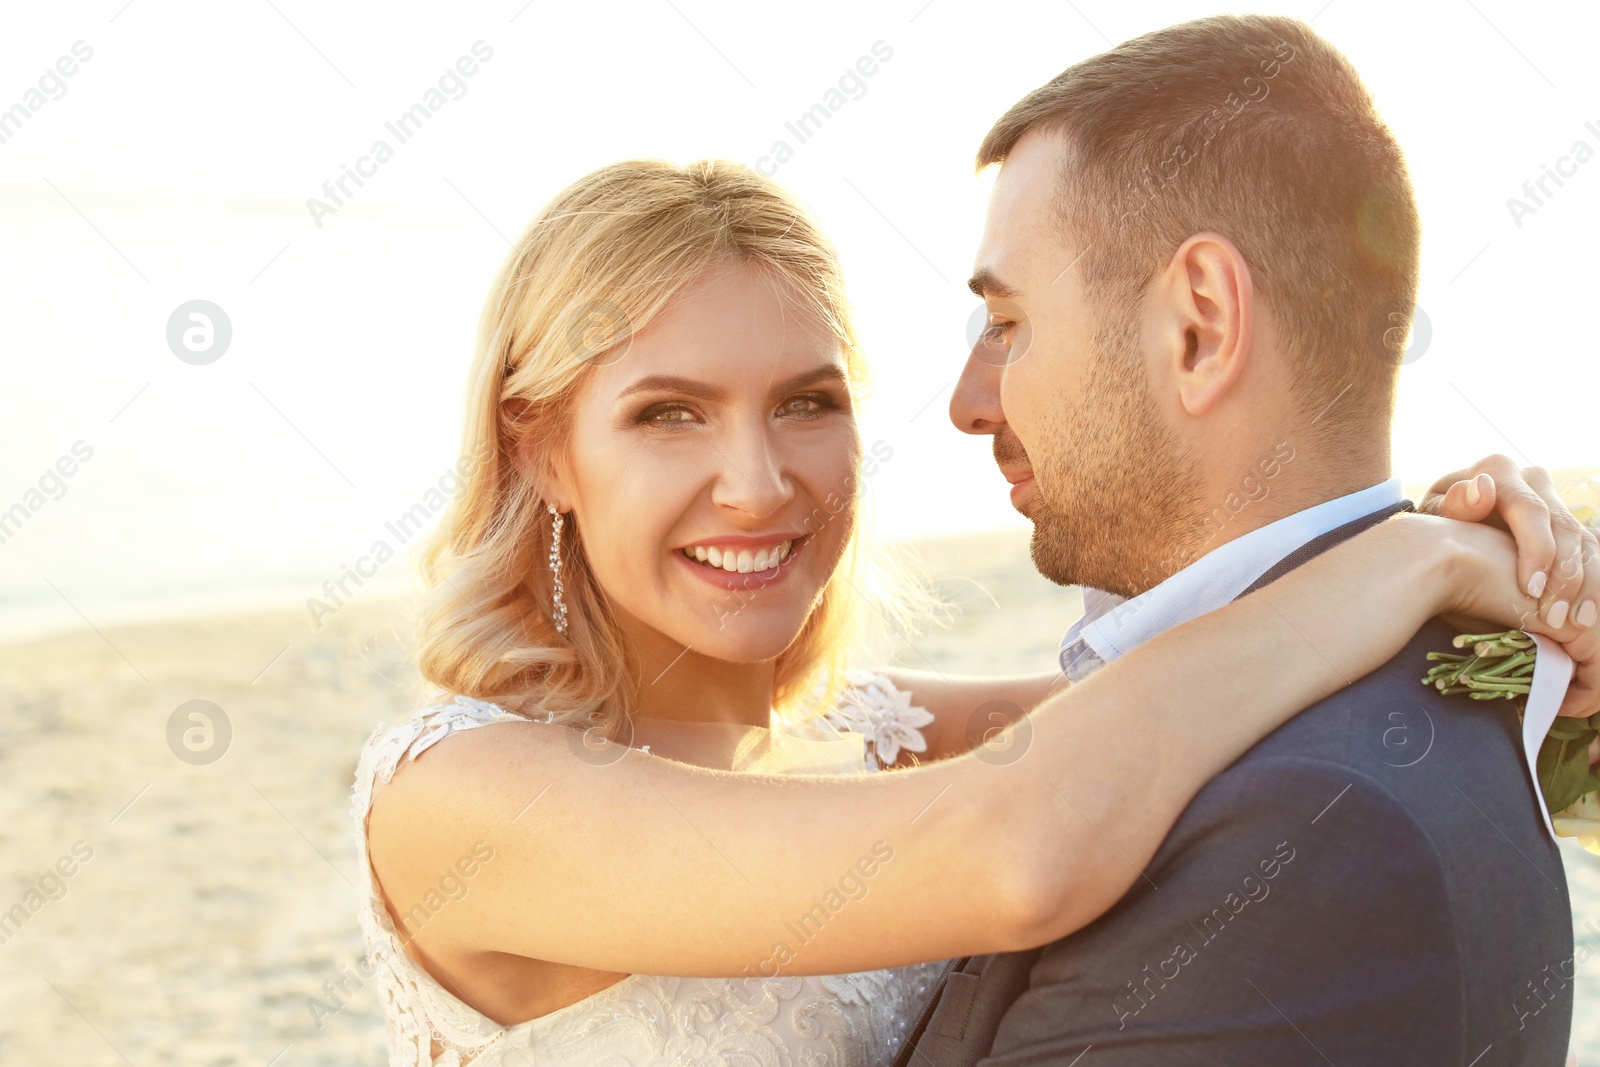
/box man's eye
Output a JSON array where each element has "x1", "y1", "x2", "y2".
[{"x1": 980, "y1": 321, "x2": 1013, "y2": 346}]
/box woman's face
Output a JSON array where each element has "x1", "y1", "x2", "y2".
[{"x1": 546, "y1": 264, "x2": 861, "y2": 665}]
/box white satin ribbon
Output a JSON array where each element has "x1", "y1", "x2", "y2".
[{"x1": 1519, "y1": 631, "x2": 1576, "y2": 843}]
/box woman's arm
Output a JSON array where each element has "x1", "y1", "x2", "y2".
[
  {"x1": 870, "y1": 669, "x2": 1066, "y2": 763},
  {"x1": 883, "y1": 456, "x2": 1595, "y2": 762},
  {"x1": 367, "y1": 511, "x2": 1596, "y2": 983}
]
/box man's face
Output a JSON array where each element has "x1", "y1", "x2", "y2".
[{"x1": 950, "y1": 128, "x2": 1203, "y2": 596}]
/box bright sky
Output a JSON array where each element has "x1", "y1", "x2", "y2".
[{"x1": 0, "y1": 0, "x2": 1596, "y2": 628}]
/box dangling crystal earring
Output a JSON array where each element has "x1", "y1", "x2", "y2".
[{"x1": 547, "y1": 503, "x2": 568, "y2": 636}]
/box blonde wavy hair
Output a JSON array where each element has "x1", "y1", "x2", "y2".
[{"x1": 407, "y1": 159, "x2": 914, "y2": 737}]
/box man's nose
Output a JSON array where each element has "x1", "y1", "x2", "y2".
[{"x1": 949, "y1": 345, "x2": 1007, "y2": 435}]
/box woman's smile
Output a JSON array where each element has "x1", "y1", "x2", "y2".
[{"x1": 672, "y1": 533, "x2": 809, "y2": 591}]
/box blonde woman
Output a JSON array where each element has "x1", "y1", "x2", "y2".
[{"x1": 352, "y1": 159, "x2": 1599, "y2": 1066}]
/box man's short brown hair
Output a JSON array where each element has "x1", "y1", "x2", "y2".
[{"x1": 978, "y1": 14, "x2": 1420, "y2": 440}]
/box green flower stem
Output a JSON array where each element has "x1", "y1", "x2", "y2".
[
  {"x1": 1462, "y1": 677, "x2": 1531, "y2": 693},
  {"x1": 1453, "y1": 631, "x2": 1519, "y2": 648},
  {"x1": 1474, "y1": 651, "x2": 1534, "y2": 678}
]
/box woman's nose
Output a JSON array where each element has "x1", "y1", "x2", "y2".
[{"x1": 709, "y1": 425, "x2": 795, "y2": 518}]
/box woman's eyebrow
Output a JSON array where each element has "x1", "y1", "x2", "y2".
[
  {"x1": 617, "y1": 363, "x2": 846, "y2": 402},
  {"x1": 770, "y1": 363, "x2": 848, "y2": 394},
  {"x1": 616, "y1": 375, "x2": 723, "y2": 402}
]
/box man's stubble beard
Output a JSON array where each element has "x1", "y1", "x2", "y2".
[{"x1": 1024, "y1": 312, "x2": 1208, "y2": 598}]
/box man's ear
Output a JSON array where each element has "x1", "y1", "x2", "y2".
[{"x1": 1156, "y1": 231, "x2": 1253, "y2": 417}]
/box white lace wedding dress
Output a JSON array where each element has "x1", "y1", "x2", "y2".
[{"x1": 350, "y1": 669, "x2": 949, "y2": 1066}]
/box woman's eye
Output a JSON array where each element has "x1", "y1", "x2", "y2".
[
  {"x1": 637, "y1": 403, "x2": 699, "y2": 426},
  {"x1": 778, "y1": 392, "x2": 841, "y2": 417}
]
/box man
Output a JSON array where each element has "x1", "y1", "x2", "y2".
[{"x1": 909, "y1": 14, "x2": 1588, "y2": 1065}]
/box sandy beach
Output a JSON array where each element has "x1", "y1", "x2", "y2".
[{"x1": 0, "y1": 528, "x2": 1595, "y2": 1065}]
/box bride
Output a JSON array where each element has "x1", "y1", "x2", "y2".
[{"x1": 352, "y1": 158, "x2": 1599, "y2": 1066}]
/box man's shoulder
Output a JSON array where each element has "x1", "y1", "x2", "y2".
[
  {"x1": 995, "y1": 619, "x2": 1572, "y2": 1062},
  {"x1": 1175, "y1": 615, "x2": 1567, "y2": 899},
  {"x1": 1221, "y1": 616, "x2": 1532, "y2": 808}
]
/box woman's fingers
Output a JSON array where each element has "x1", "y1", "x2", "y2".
[
  {"x1": 1431, "y1": 473, "x2": 1496, "y2": 524},
  {"x1": 1561, "y1": 659, "x2": 1600, "y2": 719},
  {"x1": 1521, "y1": 465, "x2": 1593, "y2": 629},
  {"x1": 1557, "y1": 532, "x2": 1600, "y2": 717},
  {"x1": 1438, "y1": 503, "x2": 1598, "y2": 716},
  {"x1": 1488, "y1": 469, "x2": 1562, "y2": 604},
  {"x1": 1421, "y1": 456, "x2": 1565, "y2": 605},
  {"x1": 1572, "y1": 525, "x2": 1600, "y2": 630},
  {"x1": 1552, "y1": 543, "x2": 1600, "y2": 716}
]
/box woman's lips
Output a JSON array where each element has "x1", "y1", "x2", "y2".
[{"x1": 674, "y1": 535, "x2": 807, "y2": 591}]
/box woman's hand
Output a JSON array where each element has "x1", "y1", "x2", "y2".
[
  {"x1": 1419, "y1": 455, "x2": 1599, "y2": 633},
  {"x1": 1431, "y1": 513, "x2": 1600, "y2": 717}
]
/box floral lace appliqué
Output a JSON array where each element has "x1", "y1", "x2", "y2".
[{"x1": 808, "y1": 669, "x2": 937, "y2": 770}]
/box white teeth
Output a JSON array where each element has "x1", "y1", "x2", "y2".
[{"x1": 681, "y1": 539, "x2": 796, "y2": 572}]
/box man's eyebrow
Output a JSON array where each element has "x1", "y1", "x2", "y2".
[
  {"x1": 968, "y1": 267, "x2": 1019, "y2": 299},
  {"x1": 616, "y1": 363, "x2": 847, "y2": 402}
]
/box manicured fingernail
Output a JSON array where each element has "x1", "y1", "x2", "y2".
[
  {"x1": 1527, "y1": 570, "x2": 1547, "y2": 598},
  {"x1": 1578, "y1": 600, "x2": 1598, "y2": 627},
  {"x1": 1466, "y1": 477, "x2": 1481, "y2": 505},
  {"x1": 1547, "y1": 600, "x2": 1569, "y2": 628}
]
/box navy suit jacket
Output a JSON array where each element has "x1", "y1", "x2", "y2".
[{"x1": 977, "y1": 501, "x2": 1575, "y2": 1065}]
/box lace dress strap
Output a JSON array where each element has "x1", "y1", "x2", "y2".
[{"x1": 349, "y1": 695, "x2": 543, "y2": 1066}]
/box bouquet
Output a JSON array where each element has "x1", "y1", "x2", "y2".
[{"x1": 1424, "y1": 628, "x2": 1600, "y2": 854}]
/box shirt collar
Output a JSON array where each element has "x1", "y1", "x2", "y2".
[{"x1": 1059, "y1": 477, "x2": 1404, "y2": 674}]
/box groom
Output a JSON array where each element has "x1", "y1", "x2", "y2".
[{"x1": 910, "y1": 14, "x2": 1578, "y2": 1066}]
